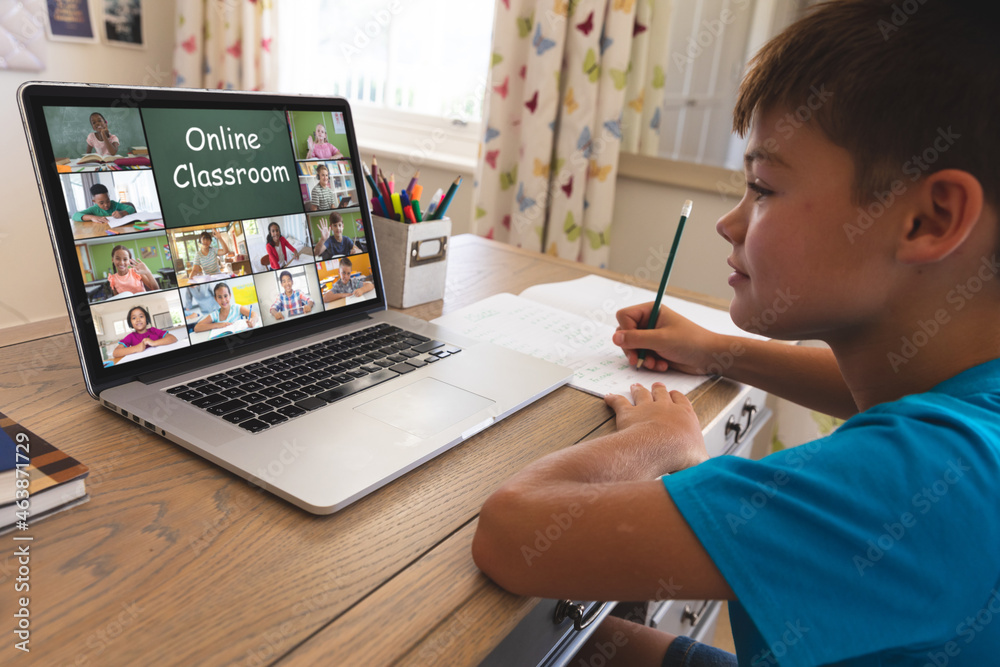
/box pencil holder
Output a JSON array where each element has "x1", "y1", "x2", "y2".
[{"x1": 371, "y1": 215, "x2": 451, "y2": 309}]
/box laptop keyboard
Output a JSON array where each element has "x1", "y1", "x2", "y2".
[{"x1": 164, "y1": 323, "x2": 461, "y2": 433}]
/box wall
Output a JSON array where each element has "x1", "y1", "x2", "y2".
[
  {"x1": 0, "y1": 0, "x2": 176, "y2": 331},
  {"x1": 609, "y1": 176, "x2": 740, "y2": 302}
]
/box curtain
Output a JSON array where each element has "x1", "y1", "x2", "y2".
[
  {"x1": 173, "y1": 0, "x2": 276, "y2": 91},
  {"x1": 474, "y1": 0, "x2": 672, "y2": 267}
]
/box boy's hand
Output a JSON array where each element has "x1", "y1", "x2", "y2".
[
  {"x1": 613, "y1": 303, "x2": 724, "y2": 375},
  {"x1": 605, "y1": 383, "x2": 708, "y2": 471}
]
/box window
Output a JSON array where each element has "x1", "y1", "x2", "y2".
[
  {"x1": 277, "y1": 1, "x2": 496, "y2": 162},
  {"x1": 645, "y1": 0, "x2": 810, "y2": 169}
]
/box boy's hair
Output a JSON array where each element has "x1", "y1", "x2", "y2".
[
  {"x1": 329, "y1": 212, "x2": 343, "y2": 225},
  {"x1": 339, "y1": 257, "x2": 352, "y2": 269},
  {"x1": 126, "y1": 306, "x2": 151, "y2": 330},
  {"x1": 279, "y1": 270, "x2": 292, "y2": 283},
  {"x1": 90, "y1": 184, "x2": 109, "y2": 197},
  {"x1": 733, "y1": 0, "x2": 999, "y2": 206}
]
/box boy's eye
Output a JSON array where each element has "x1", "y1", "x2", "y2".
[{"x1": 746, "y1": 181, "x2": 774, "y2": 200}]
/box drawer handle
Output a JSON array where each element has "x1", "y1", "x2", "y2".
[
  {"x1": 553, "y1": 600, "x2": 611, "y2": 631},
  {"x1": 682, "y1": 600, "x2": 711, "y2": 626},
  {"x1": 725, "y1": 399, "x2": 758, "y2": 445}
]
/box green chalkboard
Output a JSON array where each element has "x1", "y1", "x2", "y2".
[
  {"x1": 288, "y1": 110, "x2": 351, "y2": 161},
  {"x1": 41, "y1": 105, "x2": 148, "y2": 158},
  {"x1": 142, "y1": 107, "x2": 304, "y2": 228}
]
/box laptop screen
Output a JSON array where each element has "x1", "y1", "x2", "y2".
[{"x1": 20, "y1": 84, "x2": 385, "y2": 393}]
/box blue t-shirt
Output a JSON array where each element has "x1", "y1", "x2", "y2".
[{"x1": 664, "y1": 358, "x2": 1000, "y2": 666}]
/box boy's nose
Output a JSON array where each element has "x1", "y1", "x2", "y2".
[{"x1": 716, "y1": 204, "x2": 746, "y2": 245}]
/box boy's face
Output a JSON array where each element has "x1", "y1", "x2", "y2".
[
  {"x1": 281, "y1": 274, "x2": 293, "y2": 292},
  {"x1": 93, "y1": 193, "x2": 113, "y2": 211},
  {"x1": 331, "y1": 220, "x2": 344, "y2": 239},
  {"x1": 339, "y1": 266, "x2": 352, "y2": 282},
  {"x1": 716, "y1": 108, "x2": 896, "y2": 340}
]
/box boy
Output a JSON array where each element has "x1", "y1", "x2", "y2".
[
  {"x1": 312, "y1": 213, "x2": 360, "y2": 260},
  {"x1": 71, "y1": 183, "x2": 135, "y2": 224},
  {"x1": 472, "y1": 1, "x2": 1000, "y2": 665},
  {"x1": 269, "y1": 270, "x2": 314, "y2": 320},
  {"x1": 322, "y1": 257, "x2": 373, "y2": 304}
]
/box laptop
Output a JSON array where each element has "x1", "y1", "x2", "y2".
[{"x1": 18, "y1": 82, "x2": 572, "y2": 514}]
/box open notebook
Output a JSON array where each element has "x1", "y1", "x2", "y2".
[{"x1": 433, "y1": 274, "x2": 766, "y2": 398}]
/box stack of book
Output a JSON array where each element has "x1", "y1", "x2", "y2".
[{"x1": 1, "y1": 411, "x2": 89, "y2": 534}]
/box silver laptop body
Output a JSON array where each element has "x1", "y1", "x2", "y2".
[{"x1": 19, "y1": 82, "x2": 571, "y2": 514}]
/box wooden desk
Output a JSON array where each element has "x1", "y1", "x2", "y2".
[
  {"x1": 72, "y1": 218, "x2": 144, "y2": 240},
  {"x1": 0, "y1": 235, "x2": 741, "y2": 665}
]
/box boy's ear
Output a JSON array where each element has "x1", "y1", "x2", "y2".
[{"x1": 896, "y1": 169, "x2": 984, "y2": 264}]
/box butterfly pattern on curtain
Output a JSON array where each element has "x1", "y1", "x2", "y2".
[
  {"x1": 173, "y1": 0, "x2": 275, "y2": 91},
  {"x1": 474, "y1": 0, "x2": 672, "y2": 268}
]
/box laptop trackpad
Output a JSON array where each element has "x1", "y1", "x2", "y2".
[{"x1": 355, "y1": 378, "x2": 495, "y2": 439}]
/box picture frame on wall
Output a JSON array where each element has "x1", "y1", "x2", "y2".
[
  {"x1": 101, "y1": 0, "x2": 142, "y2": 49},
  {"x1": 44, "y1": 0, "x2": 99, "y2": 43}
]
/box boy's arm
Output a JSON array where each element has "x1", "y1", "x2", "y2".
[
  {"x1": 614, "y1": 303, "x2": 857, "y2": 419},
  {"x1": 73, "y1": 206, "x2": 104, "y2": 223},
  {"x1": 312, "y1": 237, "x2": 327, "y2": 256},
  {"x1": 353, "y1": 279, "x2": 374, "y2": 297},
  {"x1": 472, "y1": 384, "x2": 734, "y2": 602},
  {"x1": 323, "y1": 288, "x2": 349, "y2": 303}
]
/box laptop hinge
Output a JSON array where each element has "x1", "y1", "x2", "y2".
[{"x1": 136, "y1": 312, "x2": 372, "y2": 385}]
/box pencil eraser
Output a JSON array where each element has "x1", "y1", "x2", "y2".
[{"x1": 681, "y1": 200, "x2": 693, "y2": 217}]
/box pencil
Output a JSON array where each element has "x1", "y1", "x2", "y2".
[{"x1": 637, "y1": 199, "x2": 693, "y2": 370}]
